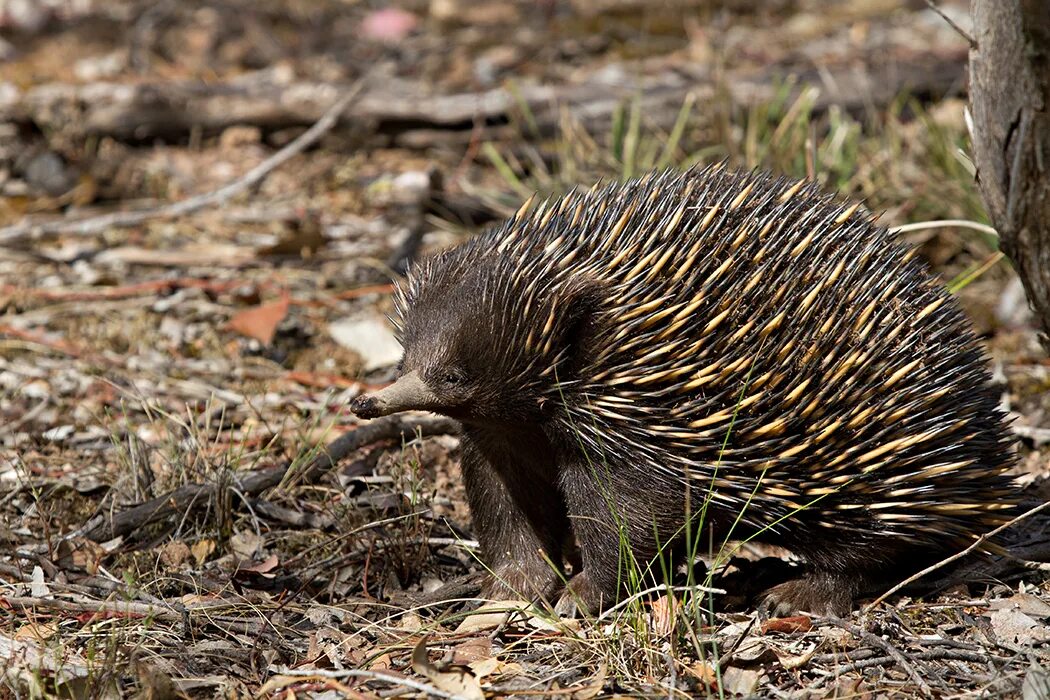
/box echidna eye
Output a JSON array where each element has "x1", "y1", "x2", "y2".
[{"x1": 442, "y1": 368, "x2": 467, "y2": 386}]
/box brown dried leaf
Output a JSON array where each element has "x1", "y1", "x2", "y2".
[
  {"x1": 761, "y1": 615, "x2": 812, "y2": 634},
  {"x1": 369, "y1": 653, "x2": 393, "y2": 671},
  {"x1": 451, "y1": 637, "x2": 492, "y2": 665},
  {"x1": 453, "y1": 600, "x2": 530, "y2": 634},
  {"x1": 240, "y1": 554, "x2": 279, "y2": 574},
  {"x1": 648, "y1": 593, "x2": 678, "y2": 636},
  {"x1": 411, "y1": 637, "x2": 484, "y2": 700},
  {"x1": 55, "y1": 538, "x2": 106, "y2": 574},
  {"x1": 775, "y1": 643, "x2": 819, "y2": 670},
  {"x1": 721, "y1": 666, "x2": 763, "y2": 696},
  {"x1": 572, "y1": 663, "x2": 607, "y2": 700},
  {"x1": 398, "y1": 612, "x2": 423, "y2": 632},
  {"x1": 685, "y1": 660, "x2": 718, "y2": 688},
  {"x1": 992, "y1": 593, "x2": 1050, "y2": 619},
  {"x1": 191, "y1": 539, "x2": 216, "y2": 566},
  {"x1": 229, "y1": 530, "x2": 266, "y2": 560},
  {"x1": 228, "y1": 295, "x2": 289, "y2": 345},
  {"x1": 990, "y1": 607, "x2": 1050, "y2": 646},
  {"x1": 14, "y1": 620, "x2": 60, "y2": 641}
]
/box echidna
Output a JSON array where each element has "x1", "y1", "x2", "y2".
[{"x1": 350, "y1": 166, "x2": 1018, "y2": 615}]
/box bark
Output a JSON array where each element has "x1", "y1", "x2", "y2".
[{"x1": 969, "y1": 1, "x2": 1050, "y2": 350}]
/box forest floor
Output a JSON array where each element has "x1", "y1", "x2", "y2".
[{"x1": 2, "y1": 0, "x2": 1050, "y2": 697}]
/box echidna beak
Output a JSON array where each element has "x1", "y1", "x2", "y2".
[{"x1": 350, "y1": 371, "x2": 438, "y2": 419}]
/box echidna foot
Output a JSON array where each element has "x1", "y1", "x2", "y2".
[
  {"x1": 759, "y1": 571, "x2": 859, "y2": 617},
  {"x1": 554, "y1": 571, "x2": 605, "y2": 618},
  {"x1": 483, "y1": 561, "x2": 563, "y2": 604}
]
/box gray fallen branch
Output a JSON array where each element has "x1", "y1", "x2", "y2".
[
  {"x1": 78, "y1": 413, "x2": 460, "y2": 542},
  {"x1": 0, "y1": 594, "x2": 230, "y2": 621},
  {"x1": 3, "y1": 53, "x2": 966, "y2": 142},
  {"x1": 829, "y1": 648, "x2": 1008, "y2": 676},
  {"x1": 267, "y1": 667, "x2": 459, "y2": 700}
]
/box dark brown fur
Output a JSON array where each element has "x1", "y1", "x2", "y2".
[{"x1": 351, "y1": 167, "x2": 1020, "y2": 615}]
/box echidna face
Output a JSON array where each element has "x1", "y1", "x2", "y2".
[{"x1": 351, "y1": 252, "x2": 562, "y2": 426}]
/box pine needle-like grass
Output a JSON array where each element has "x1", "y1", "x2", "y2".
[{"x1": 485, "y1": 85, "x2": 983, "y2": 216}]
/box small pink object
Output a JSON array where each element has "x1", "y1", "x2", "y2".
[{"x1": 361, "y1": 7, "x2": 419, "y2": 43}]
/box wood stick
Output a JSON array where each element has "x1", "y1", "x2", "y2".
[{"x1": 864, "y1": 500, "x2": 1050, "y2": 612}]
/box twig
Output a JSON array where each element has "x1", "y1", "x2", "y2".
[
  {"x1": 889, "y1": 219, "x2": 998, "y2": 238},
  {"x1": 77, "y1": 413, "x2": 459, "y2": 542},
  {"x1": 269, "y1": 667, "x2": 458, "y2": 700},
  {"x1": 0, "y1": 78, "x2": 368, "y2": 245},
  {"x1": 1, "y1": 594, "x2": 220, "y2": 621},
  {"x1": 830, "y1": 648, "x2": 1007, "y2": 675},
  {"x1": 864, "y1": 500, "x2": 1050, "y2": 612},
  {"x1": 0, "y1": 278, "x2": 242, "y2": 302},
  {"x1": 818, "y1": 616, "x2": 933, "y2": 698},
  {"x1": 923, "y1": 0, "x2": 976, "y2": 48}
]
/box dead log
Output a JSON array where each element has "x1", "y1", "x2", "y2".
[
  {"x1": 969, "y1": 1, "x2": 1050, "y2": 350},
  {"x1": 3, "y1": 50, "x2": 968, "y2": 144}
]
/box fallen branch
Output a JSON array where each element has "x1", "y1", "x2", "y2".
[
  {"x1": 263, "y1": 667, "x2": 459, "y2": 700},
  {"x1": 0, "y1": 77, "x2": 367, "y2": 245},
  {"x1": 864, "y1": 500, "x2": 1050, "y2": 612},
  {"x1": 5, "y1": 52, "x2": 966, "y2": 144},
  {"x1": 0, "y1": 594, "x2": 229, "y2": 622},
  {"x1": 80, "y1": 413, "x2": 460, "y2": 542},
  {"x1": 831, "y1": 647, "x2": 1006, "y2": 675}
]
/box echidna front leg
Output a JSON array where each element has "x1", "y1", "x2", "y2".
[
  {"x1": 460, "y1": 430, "x2": 570, "y2": 603},
  {"x1": 759, "y1": 571, "x2": 860, "y2": 617},
  {"x1": 555, "y1": 461, "x2": 649, "y2": 615}
]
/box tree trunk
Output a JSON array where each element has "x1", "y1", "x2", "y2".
[{"x1": 969, "y1": 0, "x2": 1050, "y2": 351}]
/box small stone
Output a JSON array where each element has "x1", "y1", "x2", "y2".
[
  {"x1": 42, "y1": 425, "x2": 75, "y2": 442},
  {"x1": 390, "y1": 170, "x2": 434, "y2": 205},
  {"x1": 74, "y1": 50, "x2": 127, "y2": 81},
  {"x1": 329, "y1": 315, "x2": 402, "y2": 371},
  {"x1": 22, "y1": 151, "x2": 75, "y2": 196}
]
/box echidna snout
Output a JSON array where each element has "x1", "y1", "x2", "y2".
[
  {"x1": 352, "y1": 166, "x2": 1020, "y2": 616},
  {"x1": 351, "y1": 371, "x2": 445, "y2": 418}
]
